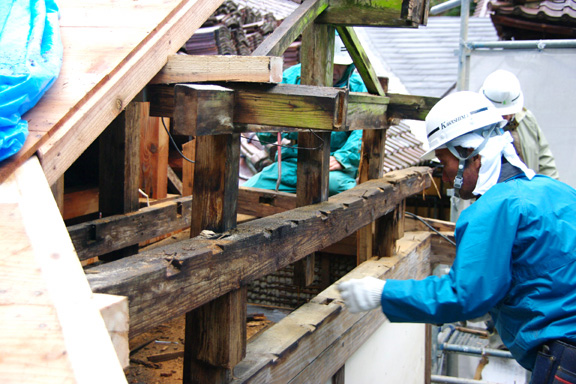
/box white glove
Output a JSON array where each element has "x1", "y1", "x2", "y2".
[{"x1": 337, "y1": 277, "x2": 386, "y2": 313}]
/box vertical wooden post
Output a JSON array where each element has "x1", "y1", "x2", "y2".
[
  {"x1": 374, "y1": 201, "x2": 405, "y2": 257},
  {"x1": 184, "y1": 133, "x2": 245, "y2": 384},
  {"x1": 356, "y1": 129, "x2": 387, "y2": 264},
  {"x1": 293, "y1": 24, "x2": 335, "y2": 287},
  {"x1": 332, "y1": 365, "x2": 345, "y2": 384},
  {"x1": 50, "y1": 176, "x2": 64, "y2": 215},
  {"x1": 98, "y1": 101, "x2": 141, "y2": 261},
  {"x1": 182, "y1": 138, "x2": 196, "y2": 196},
  {"x1": 139, "y1": 115, "x2": 169, "y2": 200}
]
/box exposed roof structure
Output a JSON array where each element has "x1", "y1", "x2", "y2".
[{"x1": 356, "y1": 17, "x2": 500, "y2": 98}]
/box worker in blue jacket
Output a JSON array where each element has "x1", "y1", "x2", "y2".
[
  {"x1": 243, "y1": 36, "x2": 368, "y2": 196},
  {"x1": 338, "y1": 91, "x2": 576, "y2": 383}
]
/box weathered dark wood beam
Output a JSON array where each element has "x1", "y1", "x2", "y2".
[
  {"x1": 68, "y1": 196, "x2": 192, "y2": 261},
  {"x1": 251, "y1": 0, "x2": 330, "y2": 57},
  {"x1": 87, "y1": 167, "x2": 431, "y2": 338},
  {"x1": 231, "y1": 232, "x2": 434, "y2": 383},
  {"x1": 386, "y1": 93, "x2": 439, "y2": 121},
  {"x1": 336, "y1": 26, "x2": 385, "y2": 97},
  {"x1": 149, "y1": 83, "x2": 393, "y2": 134},
  {"x1": 237, "y1": 187, "x2": 296, "y2": 217},
  {"x1": 149, "y1": 83, "x2": 347, "y2": 133},
  {"x1": 316, "y1": 0, "x2": 427, "y2": 27}
]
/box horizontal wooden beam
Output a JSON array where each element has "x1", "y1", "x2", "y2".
[
  {"x1": 237, "y1": 186, "x2": 297, "y2": 217},
  {"x1": 251, "y1": 0, "x2": 330, "y2": 57},
  {"x1": 68, "y1": 196, "x2": 192, "y2": 261},
  {"x1": 316, "y1": 0, "x2": 427, "y2": 27},
  {"x1": 87, "y1": 167, "x2": 431, "y2": 338},
  {"x1": 232, "y1": 232, "x2": 434, "y2": 383},
  {"x1": 387, "y1": 93, "x2": 439, "y2": 121},
  {"x1": 150, "y1": 83, "x2": 348, "y2": 133},
  {"x1": 149, "y1": 55, "x2": 284, "y2": 84}
]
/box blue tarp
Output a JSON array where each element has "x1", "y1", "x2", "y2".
[{"x1": 0, "y1": 0, "x2": 62, "y2": 162}]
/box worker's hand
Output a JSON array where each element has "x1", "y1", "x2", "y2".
[
  {"x1": 329, "y1": 156, "x2": 343, "y2": 171},
  {"x1": 337, "y1": 277, "x2": 386, "y2": 313}
]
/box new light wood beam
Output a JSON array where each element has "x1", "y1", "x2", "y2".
[
  {"x1": 87, "y1": 167, "x2": 431, "y2": 338},
  {"x1": 150, "y1": 55, "x2": 284, "y2": 84},
  {"x1": 251, "y1": 0, "x2": 330, "y2": 57},
  {"x1": 0, "y1": 156, "x2": 126, "y2": 383}
]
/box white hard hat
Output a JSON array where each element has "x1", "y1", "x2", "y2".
[
  {"x1": 479, "y1": 69, "x2": 524, "y2": 116},
  {"x1": 334, "y1": 36, "x2": 353, "y2": 66},
  {"x1": 422, "y1": 91, "x2": 506, "y2": 159}
]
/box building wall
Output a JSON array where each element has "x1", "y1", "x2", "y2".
[{"x1": 335, "y1": 322, "x2": 426, "y2": 384}]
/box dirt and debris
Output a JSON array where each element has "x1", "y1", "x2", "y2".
[{"x1": 124, "y1": 307, "x2": 279, "y2": 383}]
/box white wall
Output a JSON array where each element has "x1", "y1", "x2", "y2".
[
  {"x1": 468, "y1": 48, "x2": 576, "y2": 188},
  {"x1": 332, "y1": 322, "x2": 426, "y2": 384}
]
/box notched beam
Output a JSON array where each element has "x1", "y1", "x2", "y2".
[
  {"x1": 316, "y1": 0, "x2": 426, "y2": 27},
  {"x1": 86, "y1": 167, "x2": 431, "y2": 338},
  {"x1": 387, "y1": 93, "x2": 439, "y2": 121}
]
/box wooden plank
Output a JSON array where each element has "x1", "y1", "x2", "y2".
[
  {"x1": 336, "y1": 26, "x2": 385, "y2": 97},
  {"x1": 184, "y1": 131, "x2": 244, "y2": 382},
  {"x1": 173, "y1": 84, "x2": 235, "y2": 136},
  {"x1": 315, "y1": 0, "x2": 423, "y2": 27},
  {"x1": 251, "y1": 0, "x2": 330, "y2": 57},
  {"x1": 31, "y1": 0, "x2": 223, "y2": 186},
  {"x1": 167, "y1": 165, "x2": 183, "y2": 195},
  {"x1": 87, "y1": 167, "x2": 431, "y2": 338},
  {"x1": 182, "y1": 139, "x2": 196, "y2": 196},
  {"x1": 140, "y1": 113, "x2": 169, "y2": 200},
  {"x1": 149, "y1": 83, "x2": 347, "y2": 131},
  {"x1": 94, "y1": 293, "x2": 130, "y2": 370},
  {"x1": 346, "y1": 92, "x2": 388, "y2": 130},
  {"x1": 150, "y1": 55, "x2": 284, "y2": 84},
  {"x1": 63, "y1": 187, "x2": 99, "y2": 221},
  {"x1": 387, "y1": 93, "x2": 439, "y2": 121},
  {"x1": 0, "y1": 156, "x2": 126, "y2": 383},
  {"x1": 237, "y1": 186, "x2": 297, "y2": 217},
  {"x1": 68, "y1": 196, "x2": 192, "y2": 261},
  {"x1": 231, "y1": 232, "x2": 434, "y2": 383},
  {"x1": 98, "y1": 102, "x2": 142, "y2": 261}
]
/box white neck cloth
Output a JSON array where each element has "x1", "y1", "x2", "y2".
[{"x1": 448, "y1": 131, "x2": 535, "y2": 196}]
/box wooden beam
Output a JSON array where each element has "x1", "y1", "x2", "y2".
[
  {"x1": 293, "y1": 24, "x2": 334, "y2": 287},
  {"x1": 68, "y1": 196, "x2": 192, "y2": 261},
  {"x1": 87, "y1": 167, "x2": 431, "y2": 338},
  {"x1": 35, "y1": 0, "x2": 223, "y2": 186},
  {"x1": 184, "y1": 132, "x2": 244, "y2": 383},
  {"x1": 140, "y1": 113, "x2": 169, "y2": 200},
  {"x1": 316, "y1": 0, "x2": 426, "y2": 27},
  {"x1": 237, "y1": 186, "x2": 297, "y2": 217},
  {"x1": 173, "y1": 84, "x2": 235, "y2": 136},
  {"x1": 181, "y1": 139, "x2": 195, "y2": 196},
  {"x1": 150, "y1": 55, "x2": 284, "y2": 84},
  {"x1": 346, "y1": 92, "x2": 389, "y2": 130},
  {"x1": 336, "y1": 26, "x2": 385, "y2": 97},
  {"x1": 387, "y1": 93, "x2": 439, "y2": 121},
  {"x1": 0, "y1": 156, "x2": 126, "y2": 383},
  {"x1": 167, "y1": 165, "x2": 183, "y2": 195},
  {"x1": 98, "y1": 102, "x2": 142, "y2": 261},
  {"x1": 231, "y1": 232, "x2": 434, "y2": 383},
  {"x1": 251, "y1": 0, "x2": 330, "y2": 57}
]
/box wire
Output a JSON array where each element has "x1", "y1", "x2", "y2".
[
  {"x1": 241, "y1": 129, "x2": 328, "y2": 151},
  {"x1": 161, "y1": 117, "x2": 195, "y2": 164},
  {"x1": 405, "y1": 212, "x2": 456, "y2": 247}
]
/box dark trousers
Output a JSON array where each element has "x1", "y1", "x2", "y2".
[{"x1": 531, "y1": 340, "x2": 576, "y2": 384}]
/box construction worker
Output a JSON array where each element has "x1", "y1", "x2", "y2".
[
  {"x1": 480, "y1": 69, "x2": 559, "y2": 179},
  {"x1": 338, "y1": 91, "x2": 576, "y2": 383},
  {"x1": 242, "y1": 36, "x2": 367, "y2": 196}
]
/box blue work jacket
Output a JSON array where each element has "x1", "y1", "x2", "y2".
[{"x1": 381, "y1": 174, "x2": 576, "y2": 370}]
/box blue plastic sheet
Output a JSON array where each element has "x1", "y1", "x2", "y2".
[{"x1": 0, "y1": 0, "x2": 62, "y2": 162}]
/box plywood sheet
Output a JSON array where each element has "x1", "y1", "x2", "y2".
[{"x1": 0, "y1": 0, "x2": 223, "y2": 185}]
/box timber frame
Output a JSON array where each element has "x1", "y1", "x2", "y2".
[{"x1": 0, "y1": 0, "x2": 448, "y2": 383}]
